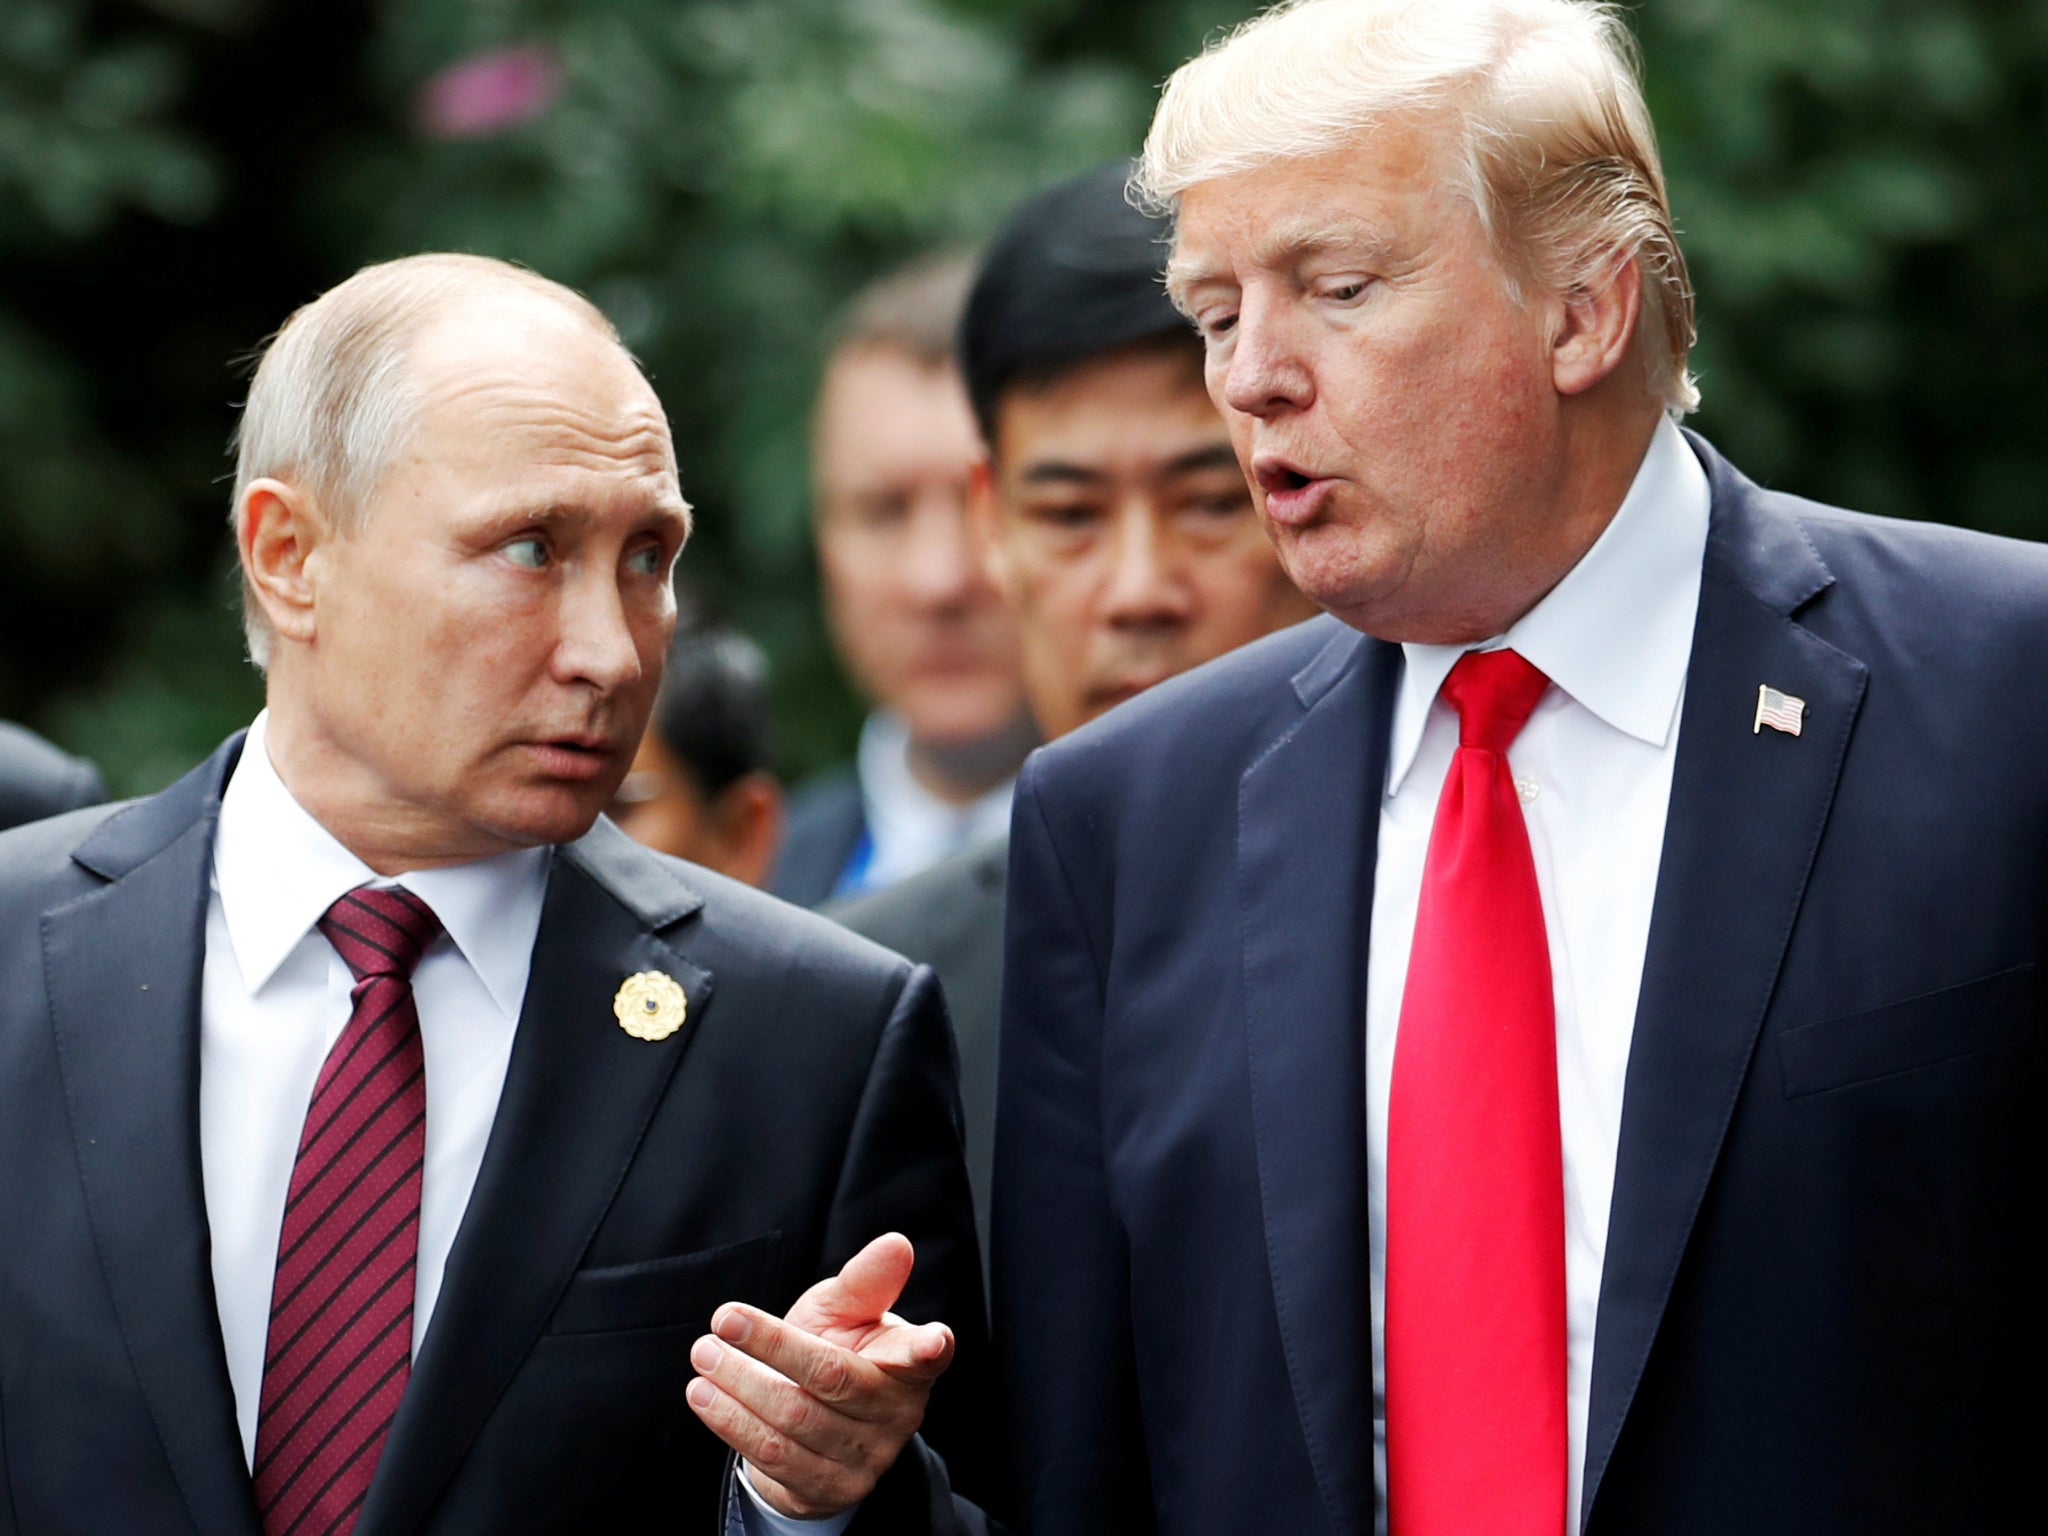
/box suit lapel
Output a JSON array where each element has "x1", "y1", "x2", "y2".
[
  {"x1": 357, "y1": 822, "x2": 710, "y2": 1536},
  {"x1": 44, "y1": 742, "x2": 263, "y2": 1536},
  {"x1": 1580, "y1": 442, "x2": 1868, "y2": 1528},
  {"x1": 1238, "y1": 625, "x2": 1399, "y2": 1536}
]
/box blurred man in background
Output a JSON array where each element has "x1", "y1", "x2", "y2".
[
  {"x1": 0, "y1": 719, "x2": 105, "y2": 831},
  {"x1": 772, "y1": 253, "x2": 1037, "y2": 907},
  {"x1": 834, "y1": 163, "x2": 1315, "y2": 1260},
  {"x1": 610, "y1": 605, "x2": 785, "y2": 886}
]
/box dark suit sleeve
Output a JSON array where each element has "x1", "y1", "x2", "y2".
[
  {"x1": 817, "y1": 962, "x2": 1005, "y2": 1535},
  {"x1": 0, "y1": 723, "x2": 106, "y2": 833},
  {"x1": 991, "y1": 764, "x2": 1158, "y2": 1534}
]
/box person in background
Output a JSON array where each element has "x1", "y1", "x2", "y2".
[
  {"x1": 0, "y1": 718, "x2": 106, "y2": 831},
  {"x1": 833, "y1": 162, "x2": 1315, "y2": 1263},
  {"x1": 610, "y1": 607, "x2": 785, "y2": 887},
  {"x1": 772, "y1": 252, "x2": 1036, "y2": 908}
]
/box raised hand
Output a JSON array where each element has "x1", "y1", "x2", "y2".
[{"x1": 686, "y1": 1232, "x2": 955, "y2": 1519}]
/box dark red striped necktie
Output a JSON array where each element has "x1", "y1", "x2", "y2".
[
  {"x1": 253, "y1": 884, "x2": 441, "y2": 1536},
  {"x1": 1385, "y1": 649, "x2": 1567, "y2": 1535}
]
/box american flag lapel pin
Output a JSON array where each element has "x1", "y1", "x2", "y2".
[{"x1": 1754, "y1": 683, "x2": 1806, "y2": 736}]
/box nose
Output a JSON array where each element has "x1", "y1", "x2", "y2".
[
  {"x1": 1101, "y1": 503, "x2": 1190, "y2": 630},
  {"x1": 1219, "y1": 292, "x2": 1313, "y2": 420},
  {"x1": 555, "y1": 567, "x2": 648, "y2": 694},
  {"x1": 899, "y1": 488, "x2": 984, "y2": 611}
]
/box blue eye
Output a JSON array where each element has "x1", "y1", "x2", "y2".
[
  {"x1": 626, "y1": 545, "x2": 665, "y2": 577},
  {"x1": 504, "y1": 537, "x2": 548, "y2": 569}
]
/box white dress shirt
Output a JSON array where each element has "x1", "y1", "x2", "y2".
[
  {"x1": 1365, "y1": 420, "x2": 1711, "y2": 1534},
  {"x1": 849, "y1": 710, "x2": 1015, "y2": 895},
  {"x1": 202, "y1": 711, "x2": 548, "y2": 1466}
]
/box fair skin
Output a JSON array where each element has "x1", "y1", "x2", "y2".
[
  {"x1": 241, "y1": 297, "x2": 692, "y2": 872},
  {"x1": 1167, "y1": 112, "x2": 1662, "y2": 646},
  {"x1": 241, "y1": 287, "x2": 947, "y2": 1516},
  {"x1": 688, "y1": 1233, "x2": 955, "y2": 1518},
  {"x1": 813, "y1": 344, "x2": 1034, "y2": 801},
  {"x1": 972, "y1": 339, "x2": 1318, "y2": 739},
  {"x1": 609, "y1": 728, "x2": 785, "y2": 887}
]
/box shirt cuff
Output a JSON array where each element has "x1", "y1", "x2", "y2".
[{"x1": 734, "y1": 1462, "x2": 859, "y2": 1536}]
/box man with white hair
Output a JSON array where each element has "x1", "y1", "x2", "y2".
[
  {"x1": 0, "y1": 254, "x2": 994, "y2": 1535},
  {"x1": 994, "y1": 3, "x2": 2048, "y2": 1534}
]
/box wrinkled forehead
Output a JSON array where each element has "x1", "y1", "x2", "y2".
[
  {"x1": 1163, "y1": 120, "x2": 1469, "y2": 301},
  {"x1": 405, "y1": 301, "x2": 681, "y2": 483}
]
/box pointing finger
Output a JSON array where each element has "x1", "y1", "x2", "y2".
[{"x1": 859, "y1": 1317, "x2": 956, "y2": 1383}]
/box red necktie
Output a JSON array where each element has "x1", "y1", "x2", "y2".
[
  {"x1": 253, "y1": 885, "x2": 441, "y2": 1536},
  {"x1": 1385, "y1": 649, "x2": 1566, "y2": 1536}
]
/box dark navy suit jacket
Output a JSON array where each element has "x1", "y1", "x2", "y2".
[
  {"x1": 0, "y1": 737, "x2": 995, "y2": 1535},
  {"x1": 993, "y1": 436, "x2": 2048, "y2": 1535}
]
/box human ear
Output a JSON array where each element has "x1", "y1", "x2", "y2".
[
  {"x1": 238, "y1": 477, "x2": 331, "y2": 647},
  {"x1": 1550, "y1": 253, "x2": 1643, "y2": 397}
]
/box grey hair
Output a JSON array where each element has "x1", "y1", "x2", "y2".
[
  {"x1": 230, "y1": 252, "x2": 619, "y2": 668},
  {"x1": 1136, "y1": 0, "x2": 1697, "y2": 416}
]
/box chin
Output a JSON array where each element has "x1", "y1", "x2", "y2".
[{"x1": 480, "y1": 787, "x2": 616, "y2": 851}]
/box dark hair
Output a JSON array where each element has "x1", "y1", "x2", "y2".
[
  {"x1": 959, "y1": 160, "x2": 1196, "y2": 446},
  {"x1": 651, "y1": 613, "x2": 776, "y2": 796}
]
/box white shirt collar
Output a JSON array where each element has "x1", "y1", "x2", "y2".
[
  {"x1": 854, "y1": 710, "x2": 1015, "y2": 886},
  {"x1": 212, "y1": 711, "x2": 551, "y2": 1019},
  {"x1": 1386, "y1": 419, "x2": 1711, "y2": 795}
]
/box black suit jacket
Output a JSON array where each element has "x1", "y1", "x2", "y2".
[
  {"x1": 0, "y1": 737, "x2": 993, "y2": 1534},
  {"x1": 994, "y1": 436, "x2": 2048, "y2": 1535},
  {"x1": 832, "y1": 835, "x2": 1008, "y2": 1268},
  {"x1": 0, "y1": 720, "x2": 104, "y2": 832}
]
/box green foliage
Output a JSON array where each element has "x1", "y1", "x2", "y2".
[{"x1": 0, "y1": 0, "x2": 2042, "y2": 793}]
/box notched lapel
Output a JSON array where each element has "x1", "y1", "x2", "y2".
[
  {"x1": 44, "y1": 743, "x2": 262, "y2": 1536},
  {"x1": 1237, "y1": 627, "x2": 1396, "y2": 1536},
  {"x1": 1581, "y1": 455, "x2": 1866, "y2": 1530},
  {"x1": 358, "y1": 830, "x2": 710, "y2": 1536}
]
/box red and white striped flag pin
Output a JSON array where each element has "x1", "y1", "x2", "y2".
[{"x1": 1753, "y1": 684, "x2": 1806, "y2": 736}]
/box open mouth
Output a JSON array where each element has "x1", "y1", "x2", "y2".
[{"x1": 1253, "y1": 456, "x2": 1317, "y2": 496}]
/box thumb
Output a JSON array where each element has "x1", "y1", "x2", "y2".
[{"x1": 787, "y1": 1232, "x2": 915, "y2": 1332}]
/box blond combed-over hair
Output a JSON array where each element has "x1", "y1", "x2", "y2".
[
  {"x1": 1136, "y1": 0, "x2": 1698, "y2": 416},
  {"x1": 230, "y1": 252, "x2": 620, "y2": 668}
]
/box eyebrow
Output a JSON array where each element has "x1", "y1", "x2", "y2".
[
  {"x1": 1166, "y1": 216, "x2": 1398, "y2": 308},
  {"x1": 480, "y1": 497, "x2": 693, "y2": 534},
  {"x1": 1016, "y1": 444, "x2": 1241, "y2": 487}
]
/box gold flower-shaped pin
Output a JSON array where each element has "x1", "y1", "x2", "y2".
[{"x1": 613, "y1": 970, "x2": 688, "y2": 1041}]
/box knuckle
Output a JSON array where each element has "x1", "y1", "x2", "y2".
[
  {"x1": 807, "y1": 1349, "x2": 854, "y2": 1403},
  {"x1": 781, "y1": 1388, "x2": 829, "y2": 1441},
  {"x1": 753, "y1": 1430, "x2": 788, "y2": 1469}
]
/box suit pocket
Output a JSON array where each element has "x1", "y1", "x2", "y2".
[
  {"x1": 545, "y1": 1230, "x2": 781, "y2": 1336},
  {"x1": 1777, "y1": 962, "x2": 2037, "y2": 1098}
]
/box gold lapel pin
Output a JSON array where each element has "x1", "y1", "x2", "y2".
[
  {"x1": 1753, "y1": 683, "x2": 1806, "y2": 737},
  {"x1": 614, "y1": 970, "x2": 688, "y2": 1041}
]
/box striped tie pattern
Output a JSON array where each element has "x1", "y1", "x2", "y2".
[{"x1": 252, "y1": 884, "x2": 441, "y2": 1536}]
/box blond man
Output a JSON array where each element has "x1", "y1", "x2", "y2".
[{"x1": 994, "y1": 4, "x2": 2048, "y2": 1534}]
